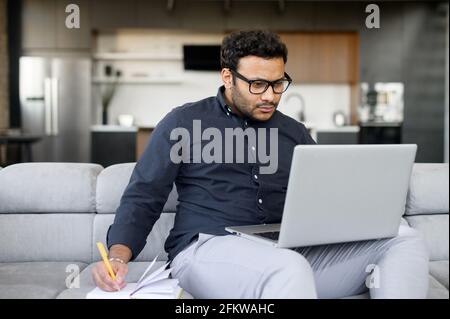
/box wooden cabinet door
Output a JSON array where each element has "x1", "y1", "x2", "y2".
[
  {"x1": 22, "y1": 0, "x2": 91, "y2": 50},
  {"x1": 280, "y1": 32, "x2": 359, "y2": 84}
]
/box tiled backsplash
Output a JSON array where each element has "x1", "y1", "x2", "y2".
[{"x1": 279, "y1": 84, "x2": 351, "y2": 128}]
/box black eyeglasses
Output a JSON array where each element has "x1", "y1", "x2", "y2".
[{"x1": 229, "y1": 69, "x2": 292, "y2": 95}]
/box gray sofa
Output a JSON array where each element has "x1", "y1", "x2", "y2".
[{"x1": 0, "y1": 162, "x2": 448, "y2": 299}]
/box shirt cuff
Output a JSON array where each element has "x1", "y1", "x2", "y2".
[{"x1": 106, "y1": 223, "x2": 149, "y2": 261}]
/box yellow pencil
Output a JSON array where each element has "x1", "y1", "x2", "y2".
[{"x1": 96, "y1": 242, "x2": 116, "y2": 281}]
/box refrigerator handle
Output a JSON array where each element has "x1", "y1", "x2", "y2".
[
  {"x1": 51, "y1": 78, "x2": 59, "y2": 135},
  {"x1": 44, "y1": 78, "x2": 52, "y2": 136}
]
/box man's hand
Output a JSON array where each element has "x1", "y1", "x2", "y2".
[
  {"x1": 92, "y1": 260, "x2": 128, "y2": 291},
  {"x1": 91, "y1": 244, "x2": 132, "y2": 291}
]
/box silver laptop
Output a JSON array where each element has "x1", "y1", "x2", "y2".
[{"x1": 225, "y1": 144, "x2": 417, "y2": 248}]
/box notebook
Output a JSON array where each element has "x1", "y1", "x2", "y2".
[{"x1": 86, "y1": 256, "x2": 183, "y2": 299}]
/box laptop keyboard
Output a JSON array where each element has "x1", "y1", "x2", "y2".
[{"x1": 257, "y1": 231, "x2": 280, "y2": 241}]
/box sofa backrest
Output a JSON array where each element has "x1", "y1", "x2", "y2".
[
  {"x1": 404, "y1": 164, "x2": 449, "y2": 261},
  {"x1": 1, "y1": 162, "x2": 448, "y2": 263},
  {"x1": 0, "y1": 163, "x2": 102, "y2": 263}
]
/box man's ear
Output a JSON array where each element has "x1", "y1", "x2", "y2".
[{"x1": 221, "y1": 68, "x2": 233, "y2": 89}]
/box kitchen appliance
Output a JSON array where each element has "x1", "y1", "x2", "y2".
[
  {"x1": 19, "y1": 56, "x2": 91, "y2": 162},
  {"x1": 183, "y1": 45, "x2": 221, "y2": 71},
  {"x1": 358, "y1": 82, "x2": 404, "y2": 144},
  {"x1": 359, "y1": 82, "x2": 404, "y2": 123},
  {"x1": 284, "y1": 92, "x2": 306, "y2": 122}
]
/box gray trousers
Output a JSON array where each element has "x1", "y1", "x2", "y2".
[{"x1": 170, "y1": 225, "x2": 429, "y2": 299}]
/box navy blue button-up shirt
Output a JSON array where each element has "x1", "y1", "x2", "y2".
[{"x1": 107, "y1": 86, "x2": 316, "y2": 261}]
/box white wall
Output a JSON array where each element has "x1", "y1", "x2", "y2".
[
  {"x1": 106, "y1": 79, "x2": 351, "y2": 129},
  {"x1": 107, "y1": 71, "x2": 223, "y2": 127}
]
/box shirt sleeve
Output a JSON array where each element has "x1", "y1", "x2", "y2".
[
  {"x1": 106, "y1": 110, "x2": 181, "y2": 260},
  {"x1": 299, "y1": 122, "x2": 317, "y2": 145}
]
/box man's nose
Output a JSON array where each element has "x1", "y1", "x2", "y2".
[{"x1": 261, "y1": 85, "x2": 275, "y2": 102}]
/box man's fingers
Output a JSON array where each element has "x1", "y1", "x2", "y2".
[
  {"x1": 115, "y1": 264, "x2": 128, "y2": 284},
  {"x1": 97, "y1": 263, "x2": 121, "y2": 291},
  {"x1": 92, "y1": 269, "x2": 115, "y2": 292}
]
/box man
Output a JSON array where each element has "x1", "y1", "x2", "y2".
[{"x1": 92, "y1": 30, "x2": 428, "y2": 298}]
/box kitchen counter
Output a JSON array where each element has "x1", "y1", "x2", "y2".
[
  {"x1": 91, "y1": 125, "x2": 138, "y2": 132},
  {"x1": 315, "y1": 126, "x2": 359, "y2": 133},
  {"x1": 314, "y1": 126, "x2": 360, "y2": 144},
  {"x1": 359, "y1": 121, "x2": 402, "y2": 127},
  {"x1": 303, "y1": 123, "x2": 359, "y2": 143}
]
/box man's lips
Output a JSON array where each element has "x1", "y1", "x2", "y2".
[{"x1": 258, "y1": 106, "x2": 275, "y2": 113}]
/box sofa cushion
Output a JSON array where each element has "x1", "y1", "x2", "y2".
[
  {"x1": 341, "y1": 292, "x2": 370, "y2": 299},
  {"x1": 93, "y1": 213, "x2": 175, "y2": 262},
  {"x1": 429, "y1": 260, "x2": 449, "y2": 289},
  {"x1": 405, "y1": 214, "x2": 449, "y2": 261},
  {"x1": 427, "y1": 274, "x2": 449, "y2": 299},
  {"x1": 0, "y1": 163, "x2": 102, "y2": 213},
  {"x1": 96, "y1": 163, "x2": 178, "y2": 214},
  {"x1": 405, "y1": 164, "x2": 449, "y2": 216},
  {"x1": 342, "y1": 273, "x2": 450, "y2": 300},
  {"x1": 0, "y1": 214, "x2": 94, "y2": 263},
  {"x1": 0, "y1": 262, "x2": 88, "y2": 299}
]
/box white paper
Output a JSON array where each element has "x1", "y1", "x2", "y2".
[{"x1": 86, "y1": 259, "x2": 180, "y2": 299}]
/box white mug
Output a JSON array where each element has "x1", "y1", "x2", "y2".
[{"x1": 117, "y1": 114, "x2": 134, "y2": 127}]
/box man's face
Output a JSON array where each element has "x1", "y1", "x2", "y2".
[{"x1": 225, "y1": 56, "x2": 286, "y2": 122}]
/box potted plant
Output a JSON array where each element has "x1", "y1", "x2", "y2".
[{"x1": 101, "y1": 67, "x2": 121, "y2": 125}]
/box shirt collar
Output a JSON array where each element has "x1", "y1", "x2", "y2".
[
  {"x1": 216, "y1": 86, "x2": 234, "y2": 116},
  {"x1": 215, "y1": 85, "x2": 279, "y2": 125}
]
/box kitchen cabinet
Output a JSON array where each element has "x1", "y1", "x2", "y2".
[
  {"x1": 279, "y1": 32, "x2": 359, "y2": 84},
  {"x1": 21, "y1": 0, "x2": 56, "y2": 49},
  {"x1": 91, "y1": 127, "x2": 136, "y2": 167},
  {"x1": 55, "y1": 0, "x2": 91, "y2": 49},
  {"x1": 21, "y1": 0, "x2": 91, "y2": 50},
  {"x1": 90, "y1": 0, "x2": 138, "y2": 30},
  {"x1": 136, "y1": 127, "x2": 154, "y2": 161},
  {"x1": 316, "y1": 127, "x2": 359, "y2": 144},
  {"x1": 90, "y1": 126, "x2": 155, "y2": 167},
  {"x1": 136, "y1": 0, "x2": 178, "y2": 29},
  {"x1": 358, "y1": 123, "x2": 402, "y2": 144}
]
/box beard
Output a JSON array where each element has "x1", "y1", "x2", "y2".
[{"x1": 231, "y1": 86, "x2": 278, "y2": 122}]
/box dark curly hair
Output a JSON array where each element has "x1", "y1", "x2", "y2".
[{"x1": 220, "y1": 30, "x2": 288, "y2": 70}]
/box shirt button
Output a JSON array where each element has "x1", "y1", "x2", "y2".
[
  {"x1": 258, "y1": 198, "x2": 263, "y2": 204},
  {"x1": 254, "y1": 174, "x2": 258, "y2": 180}
]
